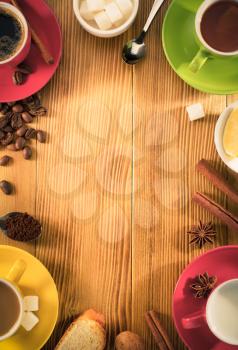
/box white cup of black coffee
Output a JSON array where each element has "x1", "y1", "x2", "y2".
[
  {"x1": 189, "y1": 0, "x2": 238, "y2": 72},
  {"x1": 0, "y1": 2, "x2": 31, "y2": 67}
]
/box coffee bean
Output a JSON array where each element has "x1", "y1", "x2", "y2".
[
  {"x1": 4, "y1": 112, "x2": 13, "y2": 123},
  {"x1": 37, "y1": 130, "x2": 46, "y2": 143},
  {"x1": 25, "y1": 128, "x2": 36, "y2": 140},
  {"x1": 16, "y1": 125, "x2": 27, "y2": 137},
  {"x1": 12, "y1": 104, "x2": 23, "y2": 113},
  {"x1": 21, "y1": 112, "x2": 33, "y2": 123},
  {"x1": 0, "y1": 131, "x2": 5, "y2": 140},
  {"x1": 23, "y1": 146, "x2": 32, "y2": 159},
  {"x1": 15, "y1": 137, "x2": 26, "y2": 150},
  {"x1": 0, "y1": 116, "x2": 9, "y2": 129},
  {"x1": 13, "y1": 71, "x2": 24, "y2": 86},
  {"x1": 11, "y1": 114, "x2": 23, "y2": 130},
  {"x1": 29, "y1": 106, "x2": 47, "y2": 116},
  {"x1": 0, "y1": 180, "x2": 13, "y2": 195},
  {"x1": 0, "y1": 156, "x2": 11, "y2": 166},
  {"x1": 2, "y1": 126, "x2": 14, "y2": 133},
  {"x1": 17, "y1": 62, "x2": 33, "y2": 74},
  {"x1": 1, "y1": 133, "x2": 14, "y2": 146},
  {"x1": 6, "y1": 144, "x2": 17, "y2": 151},
  {"x1": 0, "y1": 105, "x2": 10, "y2": 115}
]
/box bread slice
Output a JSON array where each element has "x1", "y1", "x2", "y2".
[{"x1": 56, "y1": 310, "x2": 106, "y2": 350}]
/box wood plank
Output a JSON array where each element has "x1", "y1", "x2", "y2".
[
  {"x1": 132, "y1": 1, "x2": 227, "y2": 349},
  {"x1": 36, "y1": 0, "x2": 133, "y2": 348}
]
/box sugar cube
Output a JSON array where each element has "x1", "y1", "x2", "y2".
[
  {"x1": 87, "y1": 0, "x2": 105, "y2": 12},
  {"x1": 104, "y1": 2, "x2": 123, "y2": 24},
  {"x1": 80, "y1": 1, "x2": 95, "y2": 21},
  {"x1": 23, "y1": 296, "x2": 39, "y2": 312},
  {"x1": 115, "y1": 0, "x2": 133, "y2": 16},
  {"x1": 21, "y1": 312, "x2": 39, "y2": 331},
  {"x1": 186, "y1": 103, "x2": 205, "y2": 121},
  {"x1": 94, "y1": 11, "x2": 112, "y2": 30}
]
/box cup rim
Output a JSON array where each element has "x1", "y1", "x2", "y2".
[
  {"x1": 214, "y1": 100, "x2": 238, "y2": 173},
  {"x1": 195, "y1": 0, "x2": 238, "y2": 57},
  {"x1": 206, "y1": 278, "x2": 238, "y2": 346},
  {"x1": 0, "y1": 278, "x2": 23, "y2": 341},
  {"x1": 0, "y1": 1, "x2": 29, "y2": 65},
  {"x1": 73, "y1": 0, "x2": 139, "y2": 38}
]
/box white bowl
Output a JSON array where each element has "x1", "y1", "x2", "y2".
[
  {"x1": 215, "y1": 101, "x2": 238, "y2": 173},
  {"x1": 73, "y1": 0, "x2": 139, "y2": 38}
]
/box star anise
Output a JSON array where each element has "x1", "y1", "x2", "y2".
[
  {"x1": 188, "y1": 221, "x2": 216, "y2": 248},
  {"x1": 190, "y1": 272, "x2": 217, "y2": 299}
]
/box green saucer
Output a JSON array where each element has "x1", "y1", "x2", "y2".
[{"x1": 162, "y1": 0, "x2": 238, "y2": 95}]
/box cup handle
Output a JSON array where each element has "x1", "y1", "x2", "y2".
[
  {"x1": 188, "y1": 49, "x2": 209, "y2": 73},
  {"x1": 6, "y1": 260, "x2": 27, "y2": 284},
  {"x1": 182, "y1": 311, "x2": 206, "y2": 329}
]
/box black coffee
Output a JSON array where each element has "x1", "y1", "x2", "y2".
[
  {"x1": 0, "y1": 8, "x2": 24, "y2": 62},
  {"x1": 201, "y1": 0, "x2": 238, "y2": 53}
]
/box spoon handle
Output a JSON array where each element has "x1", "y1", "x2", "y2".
[{"x1": 143, "y1": 0, "x2": 165, "y2": 33}]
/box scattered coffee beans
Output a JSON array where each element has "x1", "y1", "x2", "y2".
[
  {"x1": 5, "y1": 212, "x2": 41, "y2": 241},
  {"x1": 0, "y1": 181, "x2": 13, "y2": 195},
  {"x1": 37, "y1": 130, "x2": 46, "y2": 143},
  {"x1": 15, "y1": 137, "x2": 26, "y2": 150},
  {"x1": 23, "y1": 146, "x2": 32, "y2": 160},
  {"x1": 0, "y1": 155, "x2": 11, "y2": 166},
  {"x1": 0, "y1": 94, "x2": 48, "y2": 194}
]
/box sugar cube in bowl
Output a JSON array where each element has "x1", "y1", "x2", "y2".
[
  {"x1": 87, "y1": 0, "x2": 105, "y2": 12},
  {"x1": 104, "y1": 3, "x2": 123, "y2": 24},
  {"x1": 115, "y1": 0, "x2": 133, "y2": 16},
  {"x1": 80, "y1": 1, "x2": 95, "y2": 20},
  {"x1": 94, "y1": 11, "x2": 112, "y2": 30}
]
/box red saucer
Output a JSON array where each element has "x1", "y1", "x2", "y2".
[
  {"x1": 0, "y1": 0, "x2": 62, "y2": 103},
  {"x1": 173, "y1": 246, "x2": 238, "y2": 350}
]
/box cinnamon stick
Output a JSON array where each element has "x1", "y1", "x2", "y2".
[
  {"x1": 11, "y1": 0, "x2": 54, "y2": 65},
  {"x1": 145, "y1": 310, "x2": 174, "y2": 350},
  {"x1": 193, "y1": 192, "x2": 238, "y2": 231},
  {"x1": 196, "y1": 159, "x2": 238, "y2": 204}
]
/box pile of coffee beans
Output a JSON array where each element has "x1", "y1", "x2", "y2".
[
  {"x1": 5, "y1": 212, "x2": 41, "y2": 242},
  {"x1": 0, "y1": 94, "x2": 47, "y2": 195}
]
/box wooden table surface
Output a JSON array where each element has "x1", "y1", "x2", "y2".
[{"x1": 1, "y1": 0, "x2": 238, "y2": 349}]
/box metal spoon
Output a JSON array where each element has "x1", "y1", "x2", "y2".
[
  {"x1": 122, "y1": 0, "x2": 165, "y2": 65},
  {"x1": 0, "y1": 212, "x2": 41, "y2": 242}
]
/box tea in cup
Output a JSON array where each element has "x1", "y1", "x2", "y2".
[{"x1": 189, "y1": 0, "x2": 238, "y2": 73}]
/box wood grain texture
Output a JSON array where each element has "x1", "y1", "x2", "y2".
[{"x1": 0, "y1": 0, "x2": 237, "y2": 349}]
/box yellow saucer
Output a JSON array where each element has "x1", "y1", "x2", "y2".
[{"x1": 0, "y1": 245, "x2": 58, "y2": 350}]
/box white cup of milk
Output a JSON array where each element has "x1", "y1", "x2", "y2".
[{"x1": 182, "y1": 279, "x2": 238, "y2": 346}]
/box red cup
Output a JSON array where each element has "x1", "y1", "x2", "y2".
[{"x1": 0, "y1": 2, "x2": 31, "y2": 68}]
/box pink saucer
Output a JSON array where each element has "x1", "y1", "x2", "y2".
[
  {"x1": 0, "y1": 0, "x2": 62, "y2": 103},
  {"x1": 173, "y1": 246, "x2": 238, "y2": 350}
]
